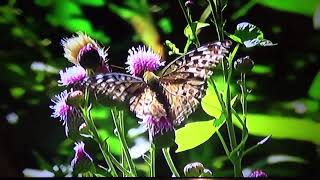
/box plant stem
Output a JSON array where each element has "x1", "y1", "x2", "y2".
[
  {"x1": 81, "y1": 105, "x2": 118, "y2": 177},
  {"x1": 216, "y1": 130, "x2": 230, "y2": 156},
  {"x1": 162, "y1": 148, "x2": 180, "y2": 177},
  {"x1": 150, "y1": 143, "x2": 156, "y2": 177},
  {"x1": 223, "y1": 43, "x2": 242, "y2": 177},
  {"x1": 111, "y1": 110, "x2": 137, "y2": 176},
  {"x1": 178, "y1": 0, "x2": 200, "y2": 47}
]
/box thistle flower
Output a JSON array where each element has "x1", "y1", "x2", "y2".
[
  {"x1": 71, "y1": 142, "x2": 94, "y2": 174},
  {"x1": 50, "y1": 90, "x2": 73, "y2": 123},
  {"x1": 58, "y1": 66, "x2": 87, "y2": 86},
  {"x1": 141, "y1": 115, "x2": 174, "y2": 140},
  {"x1": 61, "y1": 32, "x2": 110, "y2": 73},
  {"x1": 249, "y1": 169, "x2": 267, "y2": 177},
  {"x1": 126, "y1": 46, "x2": 164, "y2": 77},
  {"x1": 49, "y1": 90, "x2": 84, "y2": 140}
]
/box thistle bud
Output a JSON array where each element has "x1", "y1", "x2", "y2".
[
  {"x1": 71, "y1": 142, "x2": 95, "y2": 174},
  {"x1": 185, "y1": 1, "x2": 194, "y2": 8},
  {"x1": 234, "y1": 56, "x2": 254, "y2": 73},
  {"x1": 183, "y1": 162, "x2": 204, "y2": 177},
  {"x1": 199, "y1": 168, "x2": 213, "y2": 177},
  {"x1": 66, "y1": 90, "x2": 84, "y2": 107}
]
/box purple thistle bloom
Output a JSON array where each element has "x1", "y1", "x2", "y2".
[
  {"x1": 50, "y1": 90, "x2": 85, "y2": 140},
  {"x1": 71, "y1": 142, "x2": 94, "y2": 173},
  {"x1": 50, "y1": 90, "x2": 73, "y2": 123},
  {"x1": 249, "y1": 169, "x2": 268, "y2": 177},
  {"x1": 140, "y1": 115, "x2": 174, "y2": 139},
  {"x1": 58, "y1": 66, "x2": 86, "y2": 86},
  {"x1": 126, "y1": 46, "x2": 164, "y2": 77}
]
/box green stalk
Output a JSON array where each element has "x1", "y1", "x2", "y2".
[
  {"x1": 162, "y1": 148, "x2": 180, "y2": 177},
  {"x1": 223, "y1": 45, "x2": 242, "y2": 177},
  {"x1": 111, "y1": 110, "x2": 137, "y2": 176},
  {"x1": 150, "y1": 143, "x2": 156, "y2": 177},
  {"x1": 178, "y1": 0, "x2": 200, "y2": 47},
  {"x1": 216, "y1": 130, "x2": 230, "y2": 156},
  {"x1": 81, "y1": 105, "x2": 118, "y2": 176}
]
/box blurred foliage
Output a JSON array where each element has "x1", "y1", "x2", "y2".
[{"x1": 0, "y1": 0, "x2": 320, "y2": 177}]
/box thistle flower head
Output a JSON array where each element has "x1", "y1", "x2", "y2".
[
  {"x1": 71, "y1": 142, "x2": 94, "y2": 173},
  {"x1": 58, "y1": 66, "x2": 86, "y2": 86},
  {"x1": 249, "y1": 170, "x2": 267, "y2": 177},
  {"x1": 140, "y1": 115, "x2": 174, "y2": 140},
  {"x1": 50, "y1": 90, "x2": 84, "y2": 140},
  {"x1": 50, "y1": 90, "x2": 73, "y2": 123},
  {"x1": 126, "y1": 46, "x2": 164, "y2": 77},
  {"x1": 61, "y1": 32, "x2": 96, "y2": 65},
  {"x1": 61, "y1": 32, "x2": 110, "y2": 73}
]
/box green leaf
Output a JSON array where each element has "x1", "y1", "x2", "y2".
[
  {"x1": 184, "y1": 21, "x2": 210, "y2": 40},
  {"x1": 175, "y1": 120, "x2": 217, "y2": 152},
  {"x1": 308, "y1": 71, "x2": 320, "y2": 100},
  {"x1": 233, "y1": 113, "x2": 320, "y2": 144},
  {"x1": 201, "y1": 83, "x2": 222, "y2": 119},
  {"x1": 252, "y1": 64, "x2": 272, "y2": 74},
  {"x1": 258, "y1": 0, "x2": 319, "y2": 17},
  {"x1": 74, "y1": 0, "x2": 105, "y2": 6},
  {"x1": 10, "y1": 87, "x2": 26, "y2": 98},
  {"x1": 165, "y1": 40, "x2": 181, "y2": 55},
  {"x1": 91, "y1": 106, "x2": 111, "y2": 120},
  {"x1": 7, "y1": 63, "x2": 26, "y2": 76},
  {"x1": 98, "y1": 129, "x2": 121, "y2": 155},
  {"x1": 227, "y1": 22, "x2": 276, "y2": 48},
  {"x1": 158, "y1": 17, "x2": 172, "y2": 34}
]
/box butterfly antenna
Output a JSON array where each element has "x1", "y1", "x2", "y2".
[{"x1": 110, "y1": 64, "x2": 125, "y2": 70}]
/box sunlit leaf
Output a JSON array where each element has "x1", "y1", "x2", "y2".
[
  {"x1": 74, "y1": 0, "x2": 105, "y2": 6},
  {"x1": 32, "y1": 84, "x2": 45, "y2": 92},
  {"x1": 98, "y1": 129, "x2": 121, "y2": 155},
  {"x1": 251, "y1": 64, "x2": 272, "y2": 74},
  {"x1": 165, "y1": 40, "x2": 181, "y2": 55},
  {"x1": 226, "y1": 22, "x2": 276, "y2": 48},
  {"x1": 308, "y1": 71, "x2": 320, "y2": 100},
  {"x1": 10, "y1": 87, "x2": 26, "y2": 98},
  {"x1": 175, "y1": 120, "x2": 216, "y2": 152},
  {"x1": 233, "y1": 113, "x2": 320, "y2": 144},
  {"x1": 258, "y1": 0, "x2": 319, "y2": 17},
  {"x1": 184, "y1": 21, "x2": 210, "y2": 41},
  {"x1": 201, "y1": 83, "x2": 221, "y2": 118},
  {"x1": 158, "y1": 17, "x2": 172, "y2": 34},
  {"x1": 91, "y1": 106, "x2": 110, "y2": 120}
]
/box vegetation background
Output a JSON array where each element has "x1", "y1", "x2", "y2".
[{"x1": 0, "y1": 0, "x2": 320, "y2": 177}]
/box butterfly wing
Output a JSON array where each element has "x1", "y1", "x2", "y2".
[
  {"x1": 160, "y1": 41, "x2": 230, "y2": 124},
  {"x1": 82, "y1": 73, "x2": 167, "y2": 121},
  {"x1": 83, "y1": 73, "x2": 146, "y2": 102}
]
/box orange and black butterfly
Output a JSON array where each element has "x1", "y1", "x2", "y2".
[{"x1": 81, "y1": 41, "x2": 231, "y2": 126}]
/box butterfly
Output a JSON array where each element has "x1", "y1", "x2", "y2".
[{"x1": 82, "y1": 41, "x2": 231, "y2": 126}]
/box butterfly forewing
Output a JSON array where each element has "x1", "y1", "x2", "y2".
[
  {"x1": 160, "y1": 41, "x2": 230, "y2": 125},
  {"x1": 82, "y1": 73, "x2": 145, "y2": 102}
]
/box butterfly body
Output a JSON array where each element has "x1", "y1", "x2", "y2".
[{"x1": 82, "y1": 41, "x2": 231, "y2": 128}]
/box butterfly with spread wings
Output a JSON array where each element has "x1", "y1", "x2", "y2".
[{"x1": 81, "y1": 41, "x2": 231, "y2": 133}]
